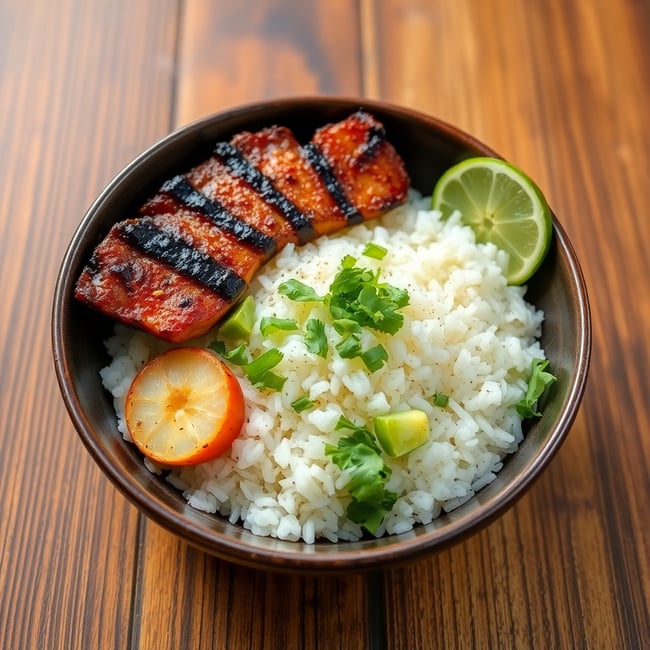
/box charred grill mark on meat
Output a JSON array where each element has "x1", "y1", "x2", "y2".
[
  {"x1": 231, "y1": 126, "x2": 356, "y2": 236},
  {"x1": 301, "y1": 142, "x2": 363, "y2": 225},
  {"x1": 214, "y1": 142, "x2": 316, "y2": 244},
  {"x1": 160, "y1": 175, "x2": 277, "y2": 257},
  {"x1": 185, "y1": 155, "x2": 298, "y2": 249},
  {"x1": 358, "y1": 125, "x2": 386, "y2": 162},
  {"x1": 118, "y1": 219, "x2": 246, "y2": 301},
  {"x1": 74, "y1": 111, "x2": 410, "y2": 342},
  {"x1": 312, "y1": 110, "x2": 409, "y2": 220}
]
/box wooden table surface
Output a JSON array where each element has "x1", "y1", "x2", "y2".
[{"x1": 2, "y1": 1, "x2": 649, "y2": 648}]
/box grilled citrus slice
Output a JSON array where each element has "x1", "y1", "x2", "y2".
[{"x1": 125, "y1": 347, "x2": 245, "y2": 465}]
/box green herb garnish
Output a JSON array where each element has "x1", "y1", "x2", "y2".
[
  {"x1": 324, "y1": 416, "x2": 397, "y2": 534},
  {"x1": 335, "y1": 332, "x2": 363, "y2": 359},
  {"x1": 332, "y1": 318, "x2": 361, "y2": 335},
  {"x1": 361, "y1": 344, "x2": 388, "y2": 373},
  {"x1": 516, "y1": 358, "x2": 557, "y2": 418},
  {"x1": 259, "y1": 316, "x2": 298, "y2": 336},
  {"x1": 291, "y1": 396, "x2": 315, "y2": 413},
  {"x1": 328, "y1": 257, "x2": 409, "y2": 335},
  {"x1": 362, "y1": 242, "x2": 388, "y2": 260},
  {"x1": 304, "y1": 318, "x2": 328, "y2": 358},
  {"x1": 244, "y1": 348, "x2": 286, "y2": 390},
  {"x1": 209, "y1": 340, "x2": 251, "y2": 366},
  {"x1": 430, "y1": 392, "x2": 449, "y2": 407},
  {"x1": 278, "y1": 279, "x2": 324, "y2": 302}
]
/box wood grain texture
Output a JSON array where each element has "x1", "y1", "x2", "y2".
[
  {"x1": 0, "y1": 1, "x2": 177, "y2": 649},
  {"x1": 1, "y1": 0, "x2": 649, "y2": 648},
  {"x1": 175, "y1": 0, "x2": 363, "y2": 125}
]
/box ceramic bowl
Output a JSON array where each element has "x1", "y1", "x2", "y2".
[{"x1": 52, "y1": 97, "x2": 591, "y2": 573}]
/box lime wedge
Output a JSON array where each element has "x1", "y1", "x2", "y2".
[{"x1": 431, "y1": 157, "x2": 552, "y2": 285}]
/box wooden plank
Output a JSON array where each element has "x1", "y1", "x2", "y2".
[
  {"x1": 134, "y1": 524, "x2": 372, "y2": 649},
  {"x1": 0, "y1": 1, "x2": 178, "y2": 648},
  {"x1": 367, "y1": 0, "x2": 650, "y2": 647},
  {"x1": 174, "y1": 0, "x2": 363, "y2": 126}
]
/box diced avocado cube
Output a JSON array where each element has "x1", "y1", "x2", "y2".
[
  {"x1": 373, "y1": 409, "x2": 429, "y2": 457},
  {"x1": 218, "y1": 295, "x2": 256, "y2": 339}
]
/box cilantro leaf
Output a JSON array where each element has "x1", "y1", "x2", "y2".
[
  {"x1": 278, "y1": 279, "x2": 325, "y2": 302},
  {"x1": 325, "y1": 416, "x2": 397, "y2": 534},
  {"x1": 328, "y1": 260, "x2": 409, "y2": 335},
  {"x1": 304, "y1": 318, "x2": 328, "y2": 358},
  {"x1": 516, "y1": 358, "x2": 557, "y2": 418}
]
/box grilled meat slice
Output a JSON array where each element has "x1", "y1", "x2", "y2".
[
  {"x1": 231, "y1": 126, "x2": 361, "y2": 236},
  {"x1": 139, "y1": 209, "x2": 266, "y2": 286},
  {"x1": 76, "y1": 183, "x2": 277, "y2": 341},
  {"x1": 74, "y1": 221, "x2": 236, "y2": 342},
  {"x1": 74, "y1": 111, "x2": 410, "y2": 343},
  {"x1": 213, "y1": 142, "x2": 316, "y2": 244},
  {"x1": 142, "y1": 175, "x2": 277, "y2": 261},
  {"x1": 310, "y1": 110, "x2": 409, "y2": 219},
  {"x1": 185, "y1": 155, "x2": 305, "y2": 250}
]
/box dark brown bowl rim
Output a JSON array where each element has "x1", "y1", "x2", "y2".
[{"x1": 52, "y1": 96, "x2": 591, "y2": 573}]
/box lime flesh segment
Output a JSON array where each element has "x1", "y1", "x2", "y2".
[{"x1": 431, "y1": 157, "x2": 552, "y2": 285}]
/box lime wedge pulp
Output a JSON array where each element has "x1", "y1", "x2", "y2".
[{"x1": 431, "y1": 157, "x2": 552, "y2": 285}]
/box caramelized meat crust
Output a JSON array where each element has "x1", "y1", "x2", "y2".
[{"x1": 74, "y1": 111, "x2": 410, "y2": 342}]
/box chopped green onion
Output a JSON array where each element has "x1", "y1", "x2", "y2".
[
  {"x1": 257, "y1": 372, "x2": 287, "y2": 391},
  {"x1": 361, "y1": 344, "x2": 388, "y2": 372},
  {"x1": 244, "y1": 348, "x2": 285, "y2": 389},
  {"x1": 291, "y1": 396, "x2": 315, "y2": 413},
  {"x1": 362, "y1": 242, "x2": 388, "y2": 260},
  {"x1": 208, "y1": 340, "x2": 250, "y2": 366},
  {"x1": 336, "y1": 333, "x2": 362, "y2": 359},
  {"x1": 259, "y1": 316, "x2": 298, "y2": 336},
  {"x1": 304, "y1": 318, "x2": 328, "y2": 357}
]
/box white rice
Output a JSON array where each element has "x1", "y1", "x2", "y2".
[{"x1": 100, "y1": 195, "x2": 546, "y2": 543}]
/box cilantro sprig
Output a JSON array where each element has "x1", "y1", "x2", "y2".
[
  {"x1": 304, "y1": 318, "x2": 328, "y2": 358},
  {"x1": 516, "y1": 358, "x2": 557, "y2": 418},
  {"x1": 279, "y1": 254, "x2": 409, "y2": 372},
  {"x1": 328, "y1": 255, "x2": 409, "y2": 335},
  {"x1": 324, "y1": 416, "x2": 398, "y2": 534}
]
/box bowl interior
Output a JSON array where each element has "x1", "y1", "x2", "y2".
[{"x1": 52, "y1": 97, "x2": 590, "y2": 573}]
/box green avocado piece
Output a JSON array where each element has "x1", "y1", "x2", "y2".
[
  {"x1": 218, "y1": 295, "x2": 256, "y2": 339},
  {"x1": 373, "y1": 409, "x2": 430, "y2": 458}
]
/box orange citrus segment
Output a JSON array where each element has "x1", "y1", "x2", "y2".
[{"x1": 125, "y1": 347, "x2": 245, "y2": 466}]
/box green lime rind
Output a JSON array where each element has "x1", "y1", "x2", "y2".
[{"x1": 431, "y1": 157, "x2": 552, "y2": 285}]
